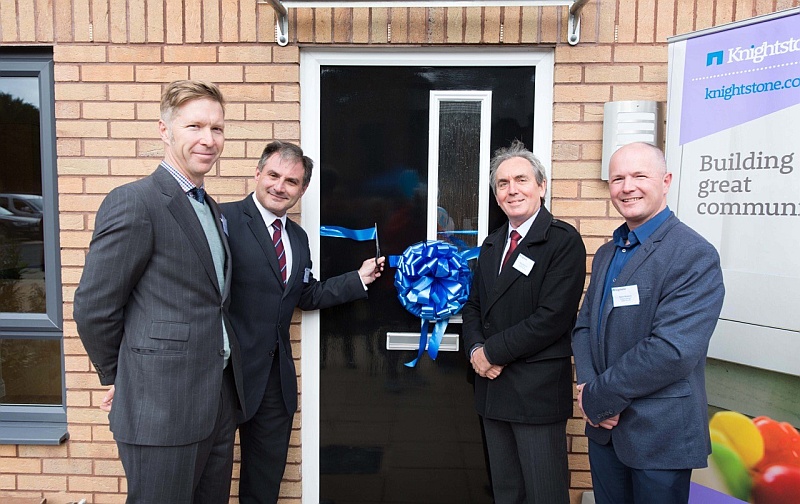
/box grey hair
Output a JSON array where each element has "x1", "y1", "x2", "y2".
[{"x1": 489, "y1": 139, "x2": 547, "y2": 195}]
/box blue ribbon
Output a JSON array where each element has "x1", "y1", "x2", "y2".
[
  {"x1": 437, "y1": 230, "x2": 479, "y2": 235},
  {"x1": 392, "y1": 240, "x2": 474, "y2": 367},
  {"x1": 320, "y1": 225, "x2": 376, "y2": 241}
]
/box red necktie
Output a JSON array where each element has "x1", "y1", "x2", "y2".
[
  {"x1": 273, "y1": 219, "x2": 287, "y2": 285},
  {"x1": 501, "y1": 230, "x2": 521, "y2": 271}
]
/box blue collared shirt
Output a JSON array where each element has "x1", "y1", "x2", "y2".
[{"x1": 598, "y1": 207, "x2": 672, "y2": 332}]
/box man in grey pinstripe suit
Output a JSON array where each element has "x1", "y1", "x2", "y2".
[{"x1": 74, "y1": 80, "x2": 245, "y2": 503}]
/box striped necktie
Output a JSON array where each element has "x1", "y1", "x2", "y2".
[{"x1": 273, "y1": 219, "x2": 287, "y2": 285}]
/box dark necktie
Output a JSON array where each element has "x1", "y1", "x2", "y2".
[
  {"x1": 187, "y1": 187, "x2": 205, "y2": 204},
  {"x1": 501, "y1": 230, "x2": 521, "y2": 271},
  {"x1": 273, "y1": 219, "x2": 287, "y2": 285}
]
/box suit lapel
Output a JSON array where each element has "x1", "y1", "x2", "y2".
[
  {"x1": 591, "y1": 244, "x2": 614, "y2": 371},
  {"x1": 207, "y1": 196, "x2": 231, "y2": 301},
  {"x1": 285, "y1": 219, "x2": 307, "y2": 296},
  {"x1": 243, "y1": 197, "x2": 284, "y2": 286},
  {"x1": 156, "y1": 167, "x2": 221, "y2": 296},
  {"x1": 615, "y1": 215, "x2": 678, "y2": 287}
]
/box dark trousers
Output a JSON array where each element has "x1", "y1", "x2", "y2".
[
  {"x1": 238, "y1": 357, "x2": 294, "y2": 504},
  {"x1": 483, "y1": 417, "x2": 570, "y2": 504},
  {"x1": 589, "y1": 438, "x2": 692, "y2": 504},
  {"x1": 118, "y1": 364, "x2": 238, "y2": 504}
]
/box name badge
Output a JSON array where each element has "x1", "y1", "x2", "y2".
[
  {"x1": 512, "y1": 254, "x2": 535, "y2": 276},
  {"x1": 303, "y1": 267, "x2": 311, "y2": 283},
  {"x1": 612, "y1": 285, "x2": 640, "y2": 307}
]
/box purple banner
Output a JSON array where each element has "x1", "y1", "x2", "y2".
[
  {"x1": 680, "y1": 12, "x2": 800, "y2": 145},
  {"x1": 689, "y1": 483, "x2": 747, "y2": 504}
]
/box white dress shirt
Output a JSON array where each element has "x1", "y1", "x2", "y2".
[{"x1": 498, "y1": 208, "x2": 540, "y2": 275}]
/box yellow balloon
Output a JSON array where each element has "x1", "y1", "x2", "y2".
[
  {"x1": 709, "y1": 411, "x2": 765, "y2": 468},
  {"x1": 709, "y1": 426, "x2": 733, "y2": 448}
]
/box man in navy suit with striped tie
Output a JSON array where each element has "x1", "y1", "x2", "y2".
[{"x1": 221, "y1": 141, "x2": 385, "y2": 503}]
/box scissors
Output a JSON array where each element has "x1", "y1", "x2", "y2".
[{"x1": 374, "y1": 223, "x2": 381, "y2": 261}]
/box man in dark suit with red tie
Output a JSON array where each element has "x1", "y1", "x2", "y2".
[
  {"x1": 220, "y1": 141, "x2": 385, "y2": 504},
  {"x1": 462, "y1": 140, "x2": 586, "y2": 504}
]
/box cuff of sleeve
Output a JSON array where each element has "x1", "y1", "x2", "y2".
[
  {"x1": 482, "y1": 345, "x2": 494, "y2": 364},
  {"x1": 469, "y1": 344, "x2": 484, "y2": 358}
]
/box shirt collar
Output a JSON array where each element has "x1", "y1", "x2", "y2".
[
  {"x1": 612, "y1": 206, "x2": 672, "y2": 248},
  {"x1": 161, "y1": 161, "x2": 204, "y2": 193},
  {"x1": 508, "y1": 207, "x2": 541, "y2": 241},
  {"x1": 251, "y1": 193, "x2": 286, "y2": 229}
]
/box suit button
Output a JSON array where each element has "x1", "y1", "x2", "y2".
[
  {"x1": 484, "y1": 323, "x2": 490, "y2": 329},
  {"x1": 277, "y1": 324, "x2": 281, "y2": 330},
  {"x1": 218, "y1": 349, "x2": 225, "y2": 356}
]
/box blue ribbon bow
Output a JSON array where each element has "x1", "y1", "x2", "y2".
[{"x1": 392, "y1": 241, "x2": 474, "y2": 367}]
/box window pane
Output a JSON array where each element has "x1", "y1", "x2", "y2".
[
  {"x1": 0, "y1": 338, "x2": 62, "y2": 405},
  {"x1": 0, "y1": 77, "x2": 46, "y2": 313},
  {"x1": 437, "y1": 101, "x2": 481, "y2": 250}
]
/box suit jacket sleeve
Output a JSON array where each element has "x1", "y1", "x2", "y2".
[
  {"x1": 572, "y1": 249, "x2": 605, "y2": 386},
  {"x1": 290, "y1": 225, "x2": 367, "y2": 311},
  {"x1": 582, "y1": 238, "x2": 725, "y2": 424},
  {"x1": 296, "y1": 269, "x2": 367, "y2": 311},
  {"x1": 461, "y1": 250, "x2": 487, "y2": 355},
  {"x1": 73, "y1": 185, "x2": 153, "y2": 385}
]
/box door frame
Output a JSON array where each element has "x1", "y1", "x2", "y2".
[{"x1": 299, "y1": 47, "x2": 554, "y2": 503}]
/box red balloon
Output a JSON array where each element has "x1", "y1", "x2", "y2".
[
  {"x1": 752, "y1": 464, "x2": 800, "y2": 504},
  {"x1": 753, "y1": 417, "x2": 800, "y2": 472}
]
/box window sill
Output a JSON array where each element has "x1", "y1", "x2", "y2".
[{"x1": 0, "y1": 421, "x2": 69, "y2": 445}]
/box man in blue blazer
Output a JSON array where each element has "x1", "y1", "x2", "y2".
[
  {"x1": 74, "y1": 80, "x2": 246, "y2": 503},
  {"x1": 462, "y1": 140, "x2": 586, "y2": 504},
  {"x1": 572, "y1": 142, "x2": 725, "y2": 504},
  {"x1": 220, "y1": 141, "x2": 384, "y2": 504}
]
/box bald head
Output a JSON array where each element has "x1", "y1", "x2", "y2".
[
  {"x1": 607, "y1": 142, "x2": 672, "y2": 230},
  {"x1": 611, "y1": 142, "x2": 667, "y2": 175}
]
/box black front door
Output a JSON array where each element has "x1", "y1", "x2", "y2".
[{"x1": 318, "y1": 65, "x2": 535, "y2": 504}]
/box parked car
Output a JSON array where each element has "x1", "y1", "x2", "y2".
[
  {"x1": 0, "y1": 193, "x2": 44, "y2": 218},
  {"x1": 0, "y1": 206, "x2": 41, "y2": 241}
]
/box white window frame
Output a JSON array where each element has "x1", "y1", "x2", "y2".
[
  {"x1": 299, "y1": 47, "x2": 554, "y2": 503},
  {"x1": 427, "y1": 90, "x2": 493, "y2": 244}
]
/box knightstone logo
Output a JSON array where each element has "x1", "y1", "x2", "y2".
[
  {"x1": 706, "y1": 51, "x2": 724, "y2": 66},
  {"x1": 706, "y1": 37, "x2": 800, "y2": 66}
]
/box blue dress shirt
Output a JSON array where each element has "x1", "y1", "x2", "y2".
[{"x1": 598, "y1": 207, "x2": 673, "y2": 333}]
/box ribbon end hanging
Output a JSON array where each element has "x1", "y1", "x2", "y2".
[{"x1": 404, "y1": 319, "x2": 430, "y2": 368}]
